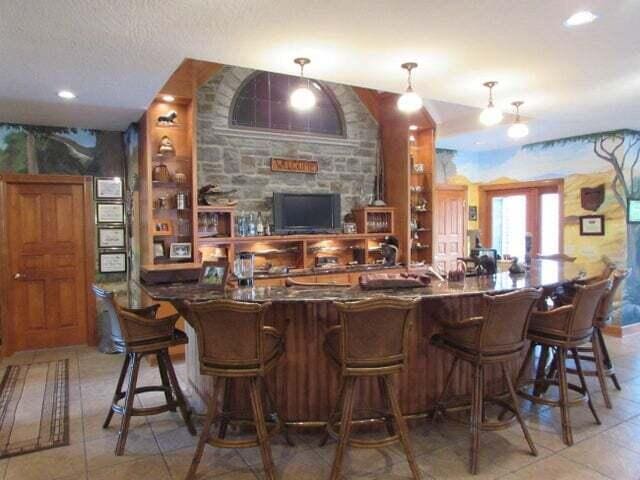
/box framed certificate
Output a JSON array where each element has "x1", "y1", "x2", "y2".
[
  {"x1": 99, "y1": 252, "x2": 127, "y2": 273},
  {"x1": 98, "y1": 227, "x2": 125, "y2": 248},
  {"x1": 579, "y1": 215, "x2": 605, "y2": 236},
  {"x1": 95, "y1": 177, "x2": 123, "y2": 200},
  {"x1": 96, "y1": 203, "x2": 124, "y2": 224}
]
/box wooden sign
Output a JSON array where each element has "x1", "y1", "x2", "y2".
[{"x1": 271, "y1": 157, "x2": 318, "y2": 174}]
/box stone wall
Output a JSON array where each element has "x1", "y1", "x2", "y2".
[{"x1": 197, "y1": 66, "x2": 379, "y2": 217}]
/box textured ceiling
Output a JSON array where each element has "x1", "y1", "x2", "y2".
[{"x1": 0, "y1": 0, "x2": 638, "y2": 150}]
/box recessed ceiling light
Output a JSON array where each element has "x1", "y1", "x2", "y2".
[
  {"x1": 564, "y1": 10, "x2": 598, "y2": 27},
  {"x1": 409, "y1": 125, "x2": 418, "y2": 131},
  {"x1": 57, "y1": 90, "x2": 76, "y2": 100},
  {"x1": 474, "y1": 141, "x2": 486, "y2": 145},
  {"x1": 162, "y1": 94, "x2": 175, "y2": 102}
]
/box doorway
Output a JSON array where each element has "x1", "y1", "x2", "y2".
[
  {"x1": 479, "y1": 180, "x2": 563, "y2": 259},
  {"x1": 434, "y1": 185, "x2": 467, "y2": 273},
  {"x1": 0, "y1": 174, "x2": 95, "y2": 355}
]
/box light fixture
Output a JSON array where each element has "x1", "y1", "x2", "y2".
[
  {"x1": 289, "y1": 58, "x2": 316, "y2": 111},
  {"x1": 409, "y1": 125, "x2": 418, "y2": 131},
  {"x1": 162, "y1": 94, "x2": 175, "y2": 102},
  {"x1": 564, "y1": 10, "x2": 597, "y2": 27},
  {"x1": 507, "y1": 101, "x2": 529, "y2": 139},
  {"x1": 409, "y1": 135, "x2": 416, "y2": 142},
  {"x1": 479, "y1": 81, "x2": 503, "y2": 126},
  {"x1": 57, "y1": 90, "x2": 76, "y2": 100},
  {"x1": 397, "y1": 62, "x2": 423, "y2": 113}
]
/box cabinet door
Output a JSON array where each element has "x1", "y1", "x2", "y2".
[{"x1": 254, "y1": 277, "x2": 285, "y2": 287}]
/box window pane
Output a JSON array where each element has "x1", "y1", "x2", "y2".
[
  {"x1": 232, "y1": 98, "x2": 255, "y2": 127},
  {"x1": 491, "y1": 195, "x2": 526, "y2": 260},
  {"x1": 540, "y1": 193, "x2": 560, "y2": 255}
]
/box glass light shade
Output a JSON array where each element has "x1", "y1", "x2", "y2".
[
  {"x1": 508, "y1": 122, "x2": 529, "y2": 139},
  {"x1": 565, "y1": 11, "x2": 597, "y2": 27},
  {"x1": 290, "y1": 86, "x2": 316, "y2": 111},
  {"x1": 479, "y1": 105, "x2": 503, "y2": 126},
  {"x1": 397, "y1": 91, "x2": 423, "y2": 113}
]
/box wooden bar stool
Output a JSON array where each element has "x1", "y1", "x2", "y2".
[
  {"x1": 184, "y1": 299, "x2": 290, "y2": 480},
  {"x1": 515, "y1": 279, "x2": 611, "y2": 446},
  {"x1": 94, "y1": 287, "x2": 196, "y2": 455},
  {"x1": 321, "y1": 297, "x2": 422, "y2": 480},
  {"x1": 431, "y1": 288, "x2": 542, "y2": 475}
]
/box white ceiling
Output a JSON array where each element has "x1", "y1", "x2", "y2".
[{"x1": 0, "y1": 0, "x2": 638, "y2": 151}]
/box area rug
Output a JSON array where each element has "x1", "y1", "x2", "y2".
[{"x1": 0, "y1": 359, "x2": 69, "y2": 458}]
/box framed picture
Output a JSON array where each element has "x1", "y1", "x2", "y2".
[
  {"x1": 153, "y1": 220, "x2": 173, "y2": 236},
  {"x1": 580, "y1": 215, "x2": 605, "y2": 236},
  {"x1": 153, "y1": 241, "x2": 165, "y2": 258},
  {"x1": 199, "y1": 260, "x2": 229, "y2": 290},
  {"x1": 99, "y1": 252, "x2": 127, "y2": 273},
  {"x1": 169, "y1": 242, "x2": 192, "y2": 259},
  {"x1": 628, "y1": 198, "x2": 640, "y2": 223},
  {"x1": 98, "y1": 226, "x2": 125, "y2": 248},
  {"x1": 96, "y1": 203, "x2": 124, "y2": 224},
  {"x1": 95, "y1": 177, "x2": 123, "y2": 200},
  {"x1": 469, "y1": 206, "x2": 478, "y2": 222}
]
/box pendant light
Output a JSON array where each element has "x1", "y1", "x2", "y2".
[
  {"x1": 289, "y1": 58, "x2": 316, "y2": 111},
  {"x1": 507, "y1": 101, "x2": 529, "y2": 139},
  {"x1": 397, "y1": 62, "x2": 423, "y2": 113},
  {"x1": 479, "y1": 81, "x2": 503, "y2": 126}
]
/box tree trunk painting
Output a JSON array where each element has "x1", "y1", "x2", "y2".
[{"x1": 25, "y1": 131, "x2": 38, "y2": 174}]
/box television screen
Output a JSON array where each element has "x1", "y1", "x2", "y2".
[
  {"x1": 273, "y1": 193, "x2": 341, "y2": 233},
  {"x1": 628, "y1": 199, "x2": 640, "y2": 223}
]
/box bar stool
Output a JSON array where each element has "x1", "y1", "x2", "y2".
[
  {"x1": 94, "y1": 290, "x2": 196, "y2": 455},
  {"x1": 322, "y1": 297, "x2": 422, "y2": 480},
  {"x1": 565, "y1": 269, "x2": 629, "y2": 408},
  {"x1": 431, "y1": 288, "x2": 542, "y2": 475},
  {"x1": 515, "y1": 279, "x2": 611, "y2": 446},
  {"x1": 184, "y1": 300, "x2": 290, "y2": 480}
]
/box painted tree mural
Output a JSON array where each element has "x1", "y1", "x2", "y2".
[{"x1": 435, "y1": 148, "x2": 458, "y2": 183}]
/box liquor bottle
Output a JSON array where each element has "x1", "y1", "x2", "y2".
[
  {"x1": 256, "y1": 212, "x2": 264, "y2": 236},
  {"x1": 248, "y1": 213, "x2": 256, "y2": 236}
]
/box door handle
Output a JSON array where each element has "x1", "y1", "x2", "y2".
[{"x1": 13, "y1": 273, "x2": 24, "y2": 280}]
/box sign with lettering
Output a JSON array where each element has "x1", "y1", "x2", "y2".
[{"x1": 270, "y1": 157, "x2": 318, "y2": 174}]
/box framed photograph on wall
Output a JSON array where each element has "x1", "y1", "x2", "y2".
[
  {"x1": 580, "y1": 215, "x2": 605, "y2": 236},
  {"x1": 99, "y1": 251, "x2": 127, "y2": 273},
  {"x1": 199, "y1": 260, "x2": 229, "y2": 290},
  {"x1": 469, "y1": 206, "x2": 478, "y2": 222},
  {"x1": 169, "y1": 242, "x2": 192, "y2": 260},
  {"x1": 96, "y1": 202, "x2": 124, "y2": 224},
  {"x1": 95, "y1": 177, "x2": 123, "y2": 200},
  {"x1": 98, "y1": 226, "x2": 125, "y2": 248}
]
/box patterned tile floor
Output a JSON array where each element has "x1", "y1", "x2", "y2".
[{"x1": 1, "y1": 335, "x2": 639, "y2": 479}]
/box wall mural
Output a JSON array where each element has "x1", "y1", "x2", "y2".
[{"x1": 437, "y1": 129, "x2": 640, "y2": 325}]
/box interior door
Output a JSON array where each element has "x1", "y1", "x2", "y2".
[
  {"x1": 434, "y1": 187, "x2": 466, "y2": 273},
  {"x1": 5, "y1": 179, "x2": 89, "y2": 352}
]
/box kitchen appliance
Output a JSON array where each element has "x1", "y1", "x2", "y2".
[{"x1": 234, "y1": 251, "x2": 255, "y2": 287}]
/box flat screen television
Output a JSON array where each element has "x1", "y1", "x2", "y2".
[{"x1": 273, "y1": 192, "x2": 341, "y2": 234}]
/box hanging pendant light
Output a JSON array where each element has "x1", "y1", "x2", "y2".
[
  {"x1": 397, "y1": 62, "x2": 423, "y2": 113},
  {"x1": 289, "y1": 58, "x2": 316, "y2": 111},
  {"x1": 507, "y1": 101, "x2": 529, "y2": 139},
  {"x1": 479, "y1": 81, "x2": 503, "y2": 126}
]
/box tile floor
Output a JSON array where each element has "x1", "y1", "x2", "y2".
[{"x1": 1, "y1": 335, "x2": 639, "y2": 480}]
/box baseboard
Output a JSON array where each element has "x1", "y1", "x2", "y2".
[{"x1": 602, "y1": 323, "x2": 640, "y2": 337}]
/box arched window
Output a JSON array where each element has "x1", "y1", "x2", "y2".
[{"x1": 230, "y1": 71, "x2": 344, "y2": 136}]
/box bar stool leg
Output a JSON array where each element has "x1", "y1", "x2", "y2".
[
  {"x1": 433, "y1": 356, "x2": 459, "y2": 422},
  {"x1": 104, "y1": 352, "x2": 130, "y2": 429},
  {"x1": 161, "y1": 350, "x2": 197, "y2": 435},
  {"x1": 556, "y1": 348, "x2": 573, "y2": 446},
  {"x1": 378, "y1": 376, "x2": 396, "y2": 437},
  {"x1": 533, "y1": 345, "x2": 550, "y2": 396},
  {"x1": 384, "y1": 375, "x2": 422, "y2": 480},
  {"x1": 249, "y1": 377, "x2": 276, "y2": 480},
  {"x1": 186, "y1": 377, "x2": 221, "y2": 480},
  {"x1": 217, "y1": 377, "x2": 232, "y2": 439},
  {"x1": 500, "y1": 343, "x2": 535, "y2": 422},
  {"x1": 597, "y1": 328, "x2": 621, "y2": 390},
  {"x1": 157, "y1": 351, "x2": 176, "y2": 412},
  {"x1": 572, "y1": 348, "x2": 601, "y2": 425},
  {"x1": 591, "y1": 332, "x2": 613, "y2": 408},
  {"x1": 262, "y1": 377, "x2": 294, "y2": 446},
  {"x1": 115, "y1": 352, "x2": 141, "y2": 455},
  {"x1": 329, "y1": 376, "x2": 357, "y2": 480},
  {"x1": 320, "y1": 377, "x2": 346, "y2": 447},
  {"x1": 469, "y1": 363, "x2": 483, "y2": 474},
  {"x1": 501, "y1": 363, "x2": 537, "y2": 456}
]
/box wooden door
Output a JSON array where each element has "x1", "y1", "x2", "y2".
[
  {"x1": 1, "y1": 175, "x2": 94, "y2": 353},
  {"x1": 434, "y1": 187, "x2": 466, "y2": 273}
]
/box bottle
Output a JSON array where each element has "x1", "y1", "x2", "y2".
[
  {"x1": 256, "y1": 212, "x2": 264, "y2": 236},
  {"x1": 248, "y1": 213, "x2": 256, "y2": 236}
]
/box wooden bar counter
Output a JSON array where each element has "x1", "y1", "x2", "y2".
[{"x1": 139, "y1": 260, "x2": 598, "y2": 426}]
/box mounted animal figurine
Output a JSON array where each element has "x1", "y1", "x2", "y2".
[
  {"x1": 157, "y1": 111, "x2": 178, "y2": 126},
  {"x1": 508, "y1": 257, "x2": 527, "y2": 274},
  {"x1": 380, "y1": 236, "x2": 399, "y2": 266}
]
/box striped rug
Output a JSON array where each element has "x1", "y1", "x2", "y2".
[{"x1": 0, "y1": 359, "x2": 69, "y2": 459}]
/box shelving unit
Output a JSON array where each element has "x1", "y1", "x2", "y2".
[{"x1": 409, "y1": 128, "x2": 434, "y2": 265}]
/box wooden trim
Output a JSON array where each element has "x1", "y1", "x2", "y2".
[
  {"x1": 602, "y1": 322, "x2": 640, "y2": 338},
  {"x1": 0, "y1": 174, "x2": 96, "y2": 355},
  {"x1": 478, "y1": 179, "x2": 564, "y2": 192},
  {"x1": 435, "y1": 184, "x2": 468, "y2": 191}
]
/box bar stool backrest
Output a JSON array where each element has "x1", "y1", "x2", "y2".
[
  {"x1": 334, "y1": 297, "x2": 418, "y2": 373},
  {"x1": 479, "y1": 288, "x2": 542, "y2": 354},
  {"x1": 185, "y1": 299, "x2": 272, "y2": 376},
  {"x1": 116, "y1": 309, "x2": 179, "y2": 346},
  {"x1": 595, "y1": 269, "x2": 630, "y2": 324},
  {"x1": 570, "y1": 279, "x2": 611, "y2": 339}
]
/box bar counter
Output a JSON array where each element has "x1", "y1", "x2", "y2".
[{"x1": 140, "y1": 260, "x2": 598, "y2": 426}]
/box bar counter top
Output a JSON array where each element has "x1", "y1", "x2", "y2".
[{"x1": 139, "y1": 259, "x2": 593, "y2": 304}]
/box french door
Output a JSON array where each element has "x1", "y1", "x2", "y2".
[{"x1": 479, "y1": 180, "x2": 563, "y2": 259}]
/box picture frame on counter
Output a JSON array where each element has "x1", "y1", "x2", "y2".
[
  {"x1": 579, "y1": 215, "x2": 605, "y2": 236},
  {"x1": 99, "y1": 251, "x2": 127, "y2": 273},
  {"x1": 199, "y1": 259, "x2": 229, "y2": 290},
  {"x1": 153, "y1": 220, "x2": 173, "y2": 236},
  {"x1": 153, "y1": 241, "x2": 165, "y2": 258},
  {"x1": 96, "y1": 202, "x2": 124, "y2": 224},
  {"x1": 95, "y1": 177, "x2": 123, "y2": 200},
  {"x1": 169, "y1": 242, "x2": 192, "y2": 259},
  {"x1": 98, "y1": 226, "x2": 126, "y2": 248}
]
